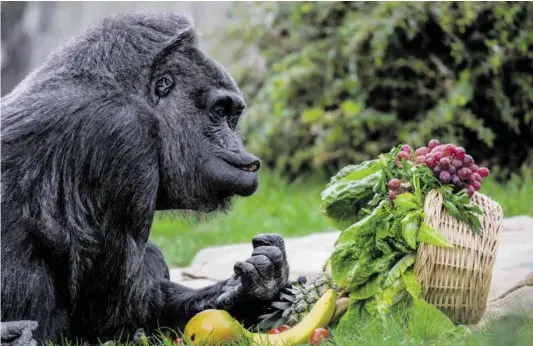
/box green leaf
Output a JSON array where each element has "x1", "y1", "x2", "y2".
[
  {"x1": 443, "y1": 200, "x2": 464, "y2": 221},
  {"x1": 328, "y1": 159, "x2": 381, "y2": 185},
  {"x1": 301, "y1": 107, "x2": 324, "y2": 124},
  {"x1": 363, "y1": 276, "x2": 407, "y2": 316},
  {"x1": 341, "y1": 99, "x2": 362, "y2": 116},
  {"x1": 349, "y1": 273, "x2": 386, "y2": 300},
  {"x1": 383, "y1": 254, "x2": 416, "y2": 289},
  {"x1": 393, "y1": 193, "x2": 421, "y2": 212},
  {"x1": 407, "y1": 298, "x2": 456, "y2": 339},
  {"x1": 417, "y1": 222, "x2": 452, "y2": 247},
  {"x1": 330, "y1": 241, "x2": 362, "y2": 288},
  {"x1": 337, "y1": 200, "x2": 387, "y2": 244},
  {"x1": 402, "y1": 270, "x2": 422, "y2": 300},
  {"x1": 400, "y1": 211, "x2": 421, "y2": 249}
]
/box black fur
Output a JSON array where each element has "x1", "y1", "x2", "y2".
[{"x1": 1, "y1": 12, "x2": 289, "y2": 345}]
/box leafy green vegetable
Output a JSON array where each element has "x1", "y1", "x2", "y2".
[
  {"x1": 417, "y1": 222, "x2": 452, "y2": 247},
  {"x1": 337, "y1": 200, "x2": 388, "y2": 244},
  {"x1": 320, "y1": 171, "x2": 382, "y2": 230},
  {"x1": 401, "y1": 270, "x2": 423, "y2": 300},
  {"x1": 364, "y1": 277, "x2": 407, "y2": 316},
  {"x1": 407, "y1": 298, "x2": 456, "y2": 339},
  {"x1": 400, "y1": 211, "x2": 422, "y2": 250},
  {"x1": 347, "y1": 252, "x2": 400, "y2": 290},
  {"x1": 383, "y1": 254, "x2": 416, "y2": 289},
  {"x1": 349, "y1": 273, "x2": 386, "y2": 301},
  {"x1": 393, "y1": 193, "x2": 421, "y2": 213},
  {"x1": 330, "y1": 241, "x2": 362, "y2": 288},
  {"x1": 328, "y1": 159, "x2": 381, "y2": 185},
  {"x1": 440, "y1": 186, "x2": 484, "y2": 234},
  {"x1": 324, "y1": 144, "x2": 490, "y2": 325}
]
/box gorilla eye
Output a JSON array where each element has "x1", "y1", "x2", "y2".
[
  {"x1": 155, "y1": 75, "x2": 174, "y2": 98},
  {"x1": 211, "y1": 96, "x2": 233, "y2": 117}
]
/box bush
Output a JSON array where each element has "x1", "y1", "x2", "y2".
[{"x1": 225, "y1": 2, "x2": 533, "y2": 180}]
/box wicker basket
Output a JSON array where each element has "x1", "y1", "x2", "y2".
[{"x1": 413, "y1": 189, "x2": 504, "y2": 325}]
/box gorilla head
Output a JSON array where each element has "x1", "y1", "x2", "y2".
[
  {"x1": 3, "y1": 12, "x2": 260, "y2": 219},
  {"x1": 143, "y1": 17, "x2": 261, "y2": 212}
]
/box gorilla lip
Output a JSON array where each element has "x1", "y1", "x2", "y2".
[{"x1": 205, "y1": 157, "x2": 259, "y2": 197}]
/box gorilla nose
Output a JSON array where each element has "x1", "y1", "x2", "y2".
[
  {"x1": 244, "y1": 160, "x2": 260, "y2": 172},
  {"x1": 237, "y1": 152, "x2": 261, "y2": 173}
]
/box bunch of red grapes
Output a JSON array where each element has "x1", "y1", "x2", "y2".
[{"x1": 393, "y1": 139, "x2": 490, "y2": 198}]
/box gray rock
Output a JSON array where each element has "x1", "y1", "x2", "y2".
[
  {"x1": 488, "y1": 216, "x2": 533, "y2": 300},
  {"x1": 502, "y1": 215, "x2": 533, "y2": 233},
  {"x1": 180, "y1": 231, "x2": 340, "y2": 283}
]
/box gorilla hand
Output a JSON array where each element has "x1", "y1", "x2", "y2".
[{"x1": 217, "y1": 234, "x2": 289, "y2": 306}]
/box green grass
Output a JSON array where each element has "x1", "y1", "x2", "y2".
[
  {"x1": 150, "y1": 167, "x2": 533, "y2": 267},
  {"x1": 331, "y1": 309, "x2": 533, "y2": 346},
  {"x1": 479, "y1": 165, "x2": 533, "y2": 217}
]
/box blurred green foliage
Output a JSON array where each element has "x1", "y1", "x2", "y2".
[{"x1": 225, "y1": 2, "x2": 533, "y2": 180}]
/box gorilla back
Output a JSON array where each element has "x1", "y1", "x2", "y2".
[{"x1": 0, "y1": 12, "x2": 288, "y2": 345}]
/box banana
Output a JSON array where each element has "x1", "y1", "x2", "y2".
[
  {"x1": 247, "y1": 289, "x2": 337, "y2": 346},
  {"x1": 183, "y1": 289, "x2": 337, "y2": 346}
]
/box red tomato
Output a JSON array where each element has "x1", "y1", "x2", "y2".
[
  {"x1": 277, "y1": 325, "x2": 291, "y2": 332},
  {"x1": 309, "y1": 328, "x2": 329, "y2": 346},
  {"x1": 268, "y1": 328, "x2": 280, "y2": 334}
]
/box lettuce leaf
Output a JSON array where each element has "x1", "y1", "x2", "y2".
[
  {"x1": 349, "y1": 273, "x2": 386, "y2": 301},
  {"x1": 337, "y1": 200, "x2": 388, "y2": 244},
  {"x1": 383, "y1": 254, "x2": 416, "y2": 289},
  {"x1": 328, "y1": 159, "x2": 381, "y2": 185},
  {"x1": 320, "y1": 171, "x2": 382, "y2": 230},
  {"x1": 417, "y1": 222, "x2": 452, "y2": 247},
  {"x1": 363, "y1": 276, "x2": 407, "y2": 316}
]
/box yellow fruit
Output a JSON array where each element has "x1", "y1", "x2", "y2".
[
  {"x1": 250, "y1": 289, "x2": 337, "y2": 346},
  {"x1": 183, "y1": 309, "x2": 247, "y2": 346},
  {"x1": 183, "y1": 289, "x2": 337, "y2": 346}
]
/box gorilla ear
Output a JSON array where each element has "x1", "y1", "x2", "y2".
[
  {"x1": 149, "y1": 25, "x2": 197, "y2": 76},
  {"x1": 175, "y1": 25, "x2": 197, "y2": 47},
  {"x1": 159, "y1": 26, "x2": 197, "y2": 58}
]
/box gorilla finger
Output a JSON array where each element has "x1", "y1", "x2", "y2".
[
  {"x1": 234, "y1": 261, "x2": 260, "y2": 282},
  {"x1": 252, "y1": 246, "x2": 285, "y2": 270},
  {"x1": 252, "y1": 234, "x2": 286, "y2": 255},
  {"x1": 246, "y1": 254, "x2": 275, "y2": 280}
]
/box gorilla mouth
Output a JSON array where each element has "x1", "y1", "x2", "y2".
[{"x1": 204, "y1": 151, "x2": 260, "y2": 198}]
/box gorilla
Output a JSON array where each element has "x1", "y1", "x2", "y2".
[{"x1": 1, "y1": 12, "x2": 289, "y2": 345}]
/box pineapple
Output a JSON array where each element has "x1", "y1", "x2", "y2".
[{"x1": 255, "y1": 271, "x2": 342, "y2": 331}]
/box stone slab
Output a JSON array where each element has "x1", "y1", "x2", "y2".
[
  {"x1": 172, "y1": 216, "x2": 533, "y2": 299},
  {"x1": 181, "y1": 231, "x2": 340, "y2": 283}
]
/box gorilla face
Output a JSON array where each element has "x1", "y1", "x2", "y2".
[{"x1": 148, "y1": 27, "x2": 260, "y2": 213}]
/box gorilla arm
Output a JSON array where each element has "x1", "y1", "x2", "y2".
[{"x1": 158, "y1": 234, "x2": 290, "y2": 330}]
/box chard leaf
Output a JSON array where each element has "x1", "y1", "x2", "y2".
[
  {"x1": 393, "y1": 193, "x2": 420, "y2": 212},
  {"x1": 328, "y1": 159, "x2": 381, "y2": 185},
  {"x1": 400, "y1": 211, "x2": 421, "y2": 249},
  {"x1": 417, "y1": 222, "x2": 452, "y2": 247}
]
